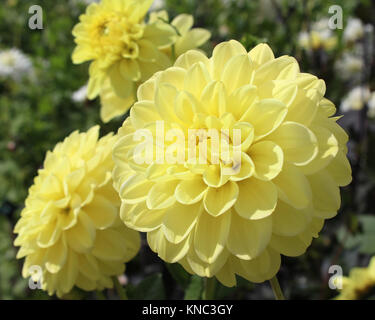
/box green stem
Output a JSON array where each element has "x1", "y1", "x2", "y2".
[
  {"x1": 96, "y1": 290, "x2": 106, "y2": 300},
  {"x1": 269, "y1": 276, "x2": 285, "y2": 300},
  {"x1": 113, "y1": 276, "x2": 128, "y2": 300},
  {"x1": 202, "y1": 277, "x2": 216, "y2": 300}
]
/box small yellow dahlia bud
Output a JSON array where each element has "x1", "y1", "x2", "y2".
[
  {"x1": 72, "y1": 0, "x2": 176, "y2": 122},
  {"x1": 14, "y1": 126, "x2": 140, "y2": 297},
  {"x1": 112, "y1": 40, "x2": 352, "y2": 286}
]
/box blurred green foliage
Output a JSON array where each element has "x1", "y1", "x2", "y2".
[{"x1": 0, "y1": 0, "x2": 375, "y2": 300}]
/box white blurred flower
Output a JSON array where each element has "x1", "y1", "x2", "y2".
[
  {"x1": 149, "y1": 0, "x2": 165, "y2": 11},
  {"x1": 72, "y1": 84, "x2": 88, "y2": 103},
  {"x1": 335, "y1": 52, "x2": 363, "y2": 82},
  {"x1": 368, "y1": 92, "x2": 375, "y2": 118},
  {"x1": 0, "y1": 48, "x2": 32, "y2": 81},
  {"x1": 344, "y1": 18, "x2": 364, "y2": 43},
  {"x1": 340, "y1": 86, "x2": 371, "y2": 113}
]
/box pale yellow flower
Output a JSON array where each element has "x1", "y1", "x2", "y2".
[
  {"x1": 112, "y1": 41, "x2": 351, "y2": 286},
  {"x1": 14, "y1": 126, "x2": 140, "y2": 297},
  {"x1": 72, "y1": 0, "x2": 176, "y2": 122}
]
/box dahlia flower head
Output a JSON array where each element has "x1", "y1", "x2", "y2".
[
  {"x1": 112, "y1": 40, "x2": 352, "y2": 286},
  {"x1": 336, "y1": 257, "x2": 375, "y2": 300},
  {"x1": 72, "y1": 0, "x2": 210, "y2": 123},
  {"x1": 14, "y1": 126, "x2": 140, "y2": 297}
]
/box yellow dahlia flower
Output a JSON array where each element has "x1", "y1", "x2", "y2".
[
  {"x1": 72, "y1": 0, "x2": 176, "y2": 122},
  {"x1": 112, "y1": 40, "x2": 352, "y2": 286},
  {"x1": 14, "y1": 126, "x2": 140, "y2": 297},
  {"x1": 336, "y1": 257, "x2": 375, "y2": 300},
  {"x1": 72, "y1": 0, "x2": 210, "y2": 123}
]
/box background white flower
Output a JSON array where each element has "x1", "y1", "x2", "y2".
[
  {"x1": 335, "y1": 52, "x2": 364, "y2": 82},
  {"x1": 72, "y1": 84, "x2": 88, "y2": 103},
  {"x1": 0, "y1": 48, "x2": 32, "y2": 81},
  {"x1": 149, "y1": 0, "x2": 165, "y2": 11},
  {"x1": 344, "y1": 18, "x2": 365, "y2": 43},
  {"x1": 340, "y1": 86, "x2": 371, "y2": 113}
]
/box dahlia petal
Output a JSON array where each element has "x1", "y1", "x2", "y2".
[
  {"x1": 120, "y1": 174, "x2": 153, "y2": 204},
  {"x1": 155, "y1": 83, "x2": 181, "y2": 123},
  {"x1": 227, "y1": 212, "x2": 272, "y2": 260},
  {"x1": 138, "y1": 39, "x2": 159, "y2": 62},
  {"x1": 267, "y1": 121, "x2": 318, "y2": 166},
  {"x1": 200, "y1": 80, "x2": 227, "y2": 116},
  {"x1": 172, "y1": 14, "x2": 193, "y2": 35},
  {"x1": 119, "y1": 59, "x2": 141, "y2": 81},
  {"x1": 100, "y1": 79, "x2": 135, "y2": 123},
  {"x1": 175, "y1": 178, "x2": 208, "y2": 204},
  {"x1": 120, "y1": 201, "x2": 164, "y2": 232},
  {"x1": 252, "y1": 56, "x2": 299, "y2": 85},
  {"x1": 285, "y1": 89, "x2": 320, "y2": 126},
  {"x1": 137, "y1": 78, "x2": 157, "y2": 101},
  {"x1": 146, "y1": 180, "x2": 178, "y2": 210},
  {"x1": 58, "y1": 250, "x2": 79, "y2": 296},
  {"x1": 240, "y1": 99, "x2": 287, "y2": 140},
  {"x1": 158, "y1": 67, "x2": 187, "y2": 90},
  {"x1": 203, "y1": 182, "x2": 239, "y2": 216},
  {"x1": 84, "y1": 195, "x2": 117, "y2": 229},
  {"x1": 202, "y1": 164, "x2": 229, "y2": 188},
  {"x1": 272, "y1": 201, "x2": 312, "y2": 237},
  {"x1": 273, "y1": 162, "x2": 312, "y2": 209},
  {"x1": 108, "y1": 63, "x2": 134, "y2": 99},
  {"x1": 175, "y1": 91, "x2": 197, "y2": 124},
  {"x1": 143, "y1": 22, "x2": 176, "y2": 49},
  {"x1": 78, "y1": 254, "x2": 100, "y2": 281},
  {"x1": 76, "y1": 273, "x2": 97, "y2": 291},
  {"x1": 184, "y1": 62, "x2": 211, "y2": 99},
  {"x1": 248, "y1": 43, "x2": 275, "y2": 68},
  {"x1": 308, "y1": 170, "x2": 341, "y2": 219},
  {"x1": 37, "y1": 217, "x2": 62, "y2": 248},
  {"x1": 229, "y1": 152, "x2": 255, "y2": 181},
  {"x1": 71, "y1": 46, "x2": 93, "y2": 64},
  {"x1": 235, "y1": 178, "x2": 277, "y2": 220},
  {"x1": 212, "y1": 40, "x2": 247, "y2": 80},
  {"x1": 249, "y1": 140, "x2": 284, "y2": 181},
  {"x1": 215, "y1": 261, "x2": 237, "y2": 287},
  {"x1": 175, "y1": 29, "x2": 211, "y2": 56},
  {"x1": 175, "y1": 50, "x2": 210, "y2": 70},
  {"x1": 228, "y1": 84, "x2": 258, "y2": 120},
  {"x1": 221, "y1": 54, "x2": 253, "y2": 94},
  {"x1": 130, "y1": 101, "x2": 161, "y2": 129},
  {"x1": 66, "y1": 210, "x2": 96, "y2": 253},
  {"x1": 325, "y1": 150, "x2": 352, "y2": 187},
  {"x1": 148, "y1": 229, "x2": 190, "y2": 263},
  {"x1": 92, "y1": 229, "x2": 127, "y2": 261},
  {"x1": 162, "y1": 202, "x2": 202, "y2": 244},
  {"x1": 270, "y1": 233, "x2": 311, "y2": 257},
  {"x1": 44, "y1": 236, "x2": 67, "y2": 274},
  {"x1": 187, "y1": 247, "x2": 229, "y2": 278},
  {"x1": 301, "y1": 125, "x2": 339, "y2": 175},
  {"x1": 194, "y1": 211, "x2": 231, "y2": 264}
]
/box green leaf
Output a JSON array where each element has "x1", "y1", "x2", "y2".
[
  {"x1": 129, "y1": 273, "x2": 165, "y2": 300},
  {"x1": 165, "y1": 263, "x2": 191, "y2": 289},
  {"x1": 184, "y1": 276, "x2": 203, "y2": 300}
]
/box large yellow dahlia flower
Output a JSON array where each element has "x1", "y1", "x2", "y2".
[
  {"x1": 72, "y1": 0, "x2": 210, "y2": 123},
  {"x1": 112, "y1": 40, "x2": 352, "y2": 286},
  {"x1": 14, "y1": 126, "x2": 140, "y2": 297}
]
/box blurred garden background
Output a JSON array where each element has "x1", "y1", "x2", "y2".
[{"x1": 1, "y1": 0, "x2": 375, "y2": 300}]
